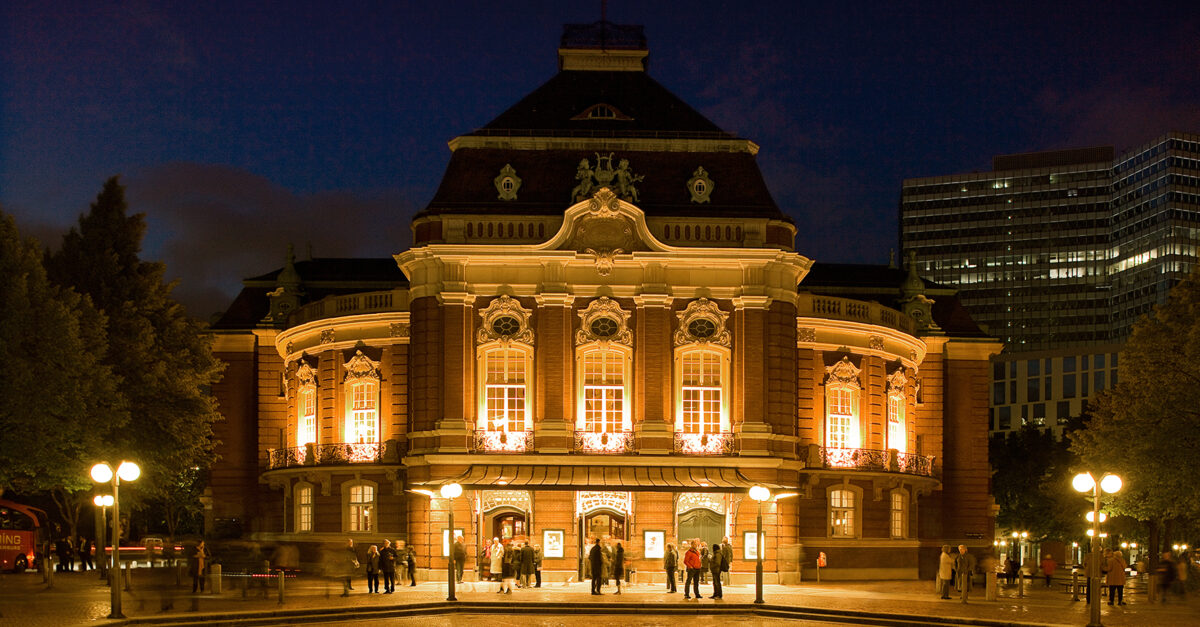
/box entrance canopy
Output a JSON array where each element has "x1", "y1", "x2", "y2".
[{"x1": 416, "y1": 464, "x2": 792, "y2": 492}]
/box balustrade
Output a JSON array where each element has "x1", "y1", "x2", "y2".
[
  {"x1": 816, "y1": 446, "x2": 935, "y2": 477},
  {"x1": 472, "y1": 429, "x2": 534, "y2": 453},
  {"x1": 573, "y1": 430, "x2": 635, "y2": 454},
  {"x1": 266, "y1": 440, "x2": 398, "y2": 469},
  {"x1": 672, "y1": 431, "x2": 734, "y2": 455}
]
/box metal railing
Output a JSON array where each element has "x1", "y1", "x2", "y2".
[
  {"x1": 816, "y1": 446, "x2": 936, "y2": 477},
  {"x1": 267, "y1": 440, "x2": 399, "y2": 470},
  {"x1": 472, "y1": 429, "x2": 534, "y2": 453},
  {"x1": 672, "y1": 431, "x2": 734, "y2": 455},
  {"x1": 573, "y1": 430, "x2": 636, "y2": 454}
]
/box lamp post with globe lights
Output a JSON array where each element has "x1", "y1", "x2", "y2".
[
  {"x1": 748, "y1": 485, "x2": 771, "y2": 604},
  {"x1": 90, "y1": 461, "x2": 140, "y2": 619},
  {"x1": 440, "y1": 483, "x2": 462, "y2": 602},
  {"x1": 92, "y1": 494, "x2": 113, "y2": 580},
  {"x1": 1073, "y1": 472, "x2": 1121, "y2": 627}
]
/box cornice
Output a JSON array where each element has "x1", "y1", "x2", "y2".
[
  {"x1": 275, "y1": 312, "x2": 412, "y2": 360},
  {"x1": 448, "y1": 135, "x2": 760, "y2": 155},
  {"x1": 796, "y1": 316, "x2": 927, "y2": 369}
]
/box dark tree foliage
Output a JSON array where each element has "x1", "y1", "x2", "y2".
[
  {"x1": 0, "y1": 211, "x2": 125, "y2": 498},
  {"x1": 990, "y1": 424, "x2": 1081, "y2": 541},
  {"x1": 45, "y1": 177, "x2": 225, "y2": 528}
]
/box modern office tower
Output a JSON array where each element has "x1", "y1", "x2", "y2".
[{"x1": 901, "y1": 132, "x2": 1200, "y2": 435}]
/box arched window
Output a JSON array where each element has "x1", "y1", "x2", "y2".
[
  {"x1": 294, "y1": 482, "x2": 313, "y2": 533},
  {"x1": 295, "y1": 361, "x2": 318, "y2": 450},
  {"x1": 476, "y1": 296, "x2": 535, "y2": 451},
  {"x1": 829, "y1": 486, "x2": 859, "y2": 538},
  {"x1": 581, "y1": 348, "x2": 626, "y2": 433},
  {"x1": 673, "y1": 299, "x2": 732, "y2": 454},
  {"x1": 890, "y1": 489, "x2": 908, "y2": 538},
  {"x1": 575, "y1": 298, "x2": 634, "y2": 452},
  {"x1": 824, "y1": 357, "x2": 862, "y2": 466},
  {"x1": 342, "y1": 480, "x2": 376, "y2": 533},
  {"x1": 887, "y1": 369, "x2": 907, "y2": 454},
  {"x1": 343, "y1": 350, "x2": 381, "y2": 445},
  {"x1": 482, "y1": 347, "x2": 529, "y2": 432}
]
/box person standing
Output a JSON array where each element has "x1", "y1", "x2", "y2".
[
  {"x1": 489, "y1": 539, "x2": 504, "y2": 583},
  {"x1": 699, "y1": 542, "x2": 710, "y2": 584},
  {"x1": 664, "y1": 543, "x2": 678, "y2": 593},
  {"x1": 720, "y1": 537, "x2": 733, "y2": 587},
  {"x1": 404, "y1": 542, "x2": 417, "y2": 586},
  {"x1": 519, "y1": 541, "x2": 535, "y2": 589},
  {"x1": 379, "y1": 540, "x2": 397, "y2": 593},
  {"x1": 709, "y1": 542, "x2": 724, "y2": 599},
  {"x1": 588, "y1": 538, "x2": 604, "y2": 595},
  {"x1": 1157, "y1": 552, "x2": 1177, "y2": 603},
  {"x1": 937, "y1": 545, "x2": 954, "y2": 599},
  {"x1": 79, "y1": 537, "x2": 93, "y2": 571},
  {"x1": 452, "y1": 535, "x2": 466, "y2": 584},
  {"x1": 188, "y1": 540, "x2": 209, "y2": 593},
  {"x1": 1106, "y1": 549, "x2": 1127, "y2": 605},
  {"x1": 500, "y1": 542, "x2": 516, "y2": 594},
  {"x1": 683, "y1": 540, "x2": 702, "y2": 600},
  {"x1": 533, "y1": 543, "x2": 543, "y2": 588},
  {"x1": 954, "y1": 545, "x2": 976, "y2": 603},
  {"x1": 1040, "y1": 554, "x2": 1057, "y2": 588},
  {"x1": 364, "y1": 545, "x2": 380, "y2": 593},
  {"x1": 341, "y1": 538, "x2": 360, "y2": 596},
  {"x1": 613, "y1": 542, "x2": 625, "y2": 595}
]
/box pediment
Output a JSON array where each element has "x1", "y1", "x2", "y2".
[{"x1": 548, "y1": 187, "x2": 658, "y2": 254}]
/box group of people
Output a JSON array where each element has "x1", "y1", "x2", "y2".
[
  {"x1": 673, "y1": 537, "x2": 731, "y2": 599},
  {"x1": 486, "y1": 537, "x2": 543, "y2": 593},
  {"x1": 53, "y1": 535, "x2": 94, "y2": 571},
  {"x1": 936, "y1": 544, "x2": 978, "y2": 603},
  {"x1": 586, "y1": 537, "x2": 627, "y2": 594},
  {"x1": 347, "y1": 538, "x2": 418, "y2": 595}
]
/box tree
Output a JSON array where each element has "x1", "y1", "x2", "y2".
[
  {"x1": 45, "y1": 177, "x2": 225, "y2": 532},
  {"x1": 990, "y1": 424, "x2": 1080, "y2": 541},
  {"x1": 0, "y1": 211, "x2": 126, "y2": 531},
  {"x1": 1071, "y1": 266, "x2": 1200, "y2": 552}
]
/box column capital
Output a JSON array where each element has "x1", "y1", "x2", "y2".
[
  {"x1": 633, "y1": 294, "x2": 673, "y2": 308},
  {"x1": 732, "y1": 296, "x2": 772, "y2": 310},
  {"x1": 437, "y1": 292, "x2": 476, "y2": 306},
  {"x1": 535, "y1": 293, "x2": 575, "y2": 307}
]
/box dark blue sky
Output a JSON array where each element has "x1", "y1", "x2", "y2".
[{"x1": 3, "y1": 1, "x2": 1198, "y2": 317}]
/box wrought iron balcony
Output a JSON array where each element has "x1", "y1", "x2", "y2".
[
  {"x1": 816, "y1": 446, "x2": 935, "y2": 477},
  {"x1": 472, "y1": 429, "x2": 534, "y2": 453},
  {"x1": 574, "y1": 430, "x2": 635, "y2": 454},
  {"x1": 673, "y1": 431, "x2": 734, "y2": 455},
  {"x1": 266, "y1": 440, "x2": 400, "y2": 470}
]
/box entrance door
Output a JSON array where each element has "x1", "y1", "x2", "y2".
[
  {"x1": 678, "y1": 508, "x2": 724, "y2": 547},
  {"x1": 492, "y1": 511, "x2": 526, "y2": 542},
  {"x1": 584, "y1": 509, "x2": 625, "y2": 541}
]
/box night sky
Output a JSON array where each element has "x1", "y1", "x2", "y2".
[{"x1": 3, "y1": 2, "x2": 1198, "y2": 318}]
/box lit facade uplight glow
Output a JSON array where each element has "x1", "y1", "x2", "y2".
[{"x1": 91, "y1": 463, "x2": 114, "y2": 483}]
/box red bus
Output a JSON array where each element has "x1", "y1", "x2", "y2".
[{"x1": 0, "y1": 499, "x2": 47, "y2": 572}]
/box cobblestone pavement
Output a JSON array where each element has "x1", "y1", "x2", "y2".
[{"x1": 2, "y1": 570, "x2": 1198, "y2": 627}]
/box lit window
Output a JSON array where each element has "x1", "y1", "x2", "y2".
[
  {"x1": 347, "y1": 483, "x2": 374, "y2": 533},
  {"x1": 484, "y1": 348, "x2": 528, "y2": 432},
  {"x1": 830, "y1": 488, "x2": 856, "y2": 537},
  {"x1": 887, "y1": 369, "x2": 906, "y2": 454},
  {"x1": 890, "y1": 492, "x2": 905, "y2": 538},
  {"x1": 346, "y1": 381, "x2": 378, "y2": 443},
  {"x1": 298, "y1": 387, "x2": 317, "y2": 448},
  {"x1": 582, "y1": 349, "x2": 625, "y2": 434},
  {"x1": 824, "y1": 357, "x2": 862, "y2": 466},
  {"x1": 681, "y1": 350, "x2": 722, "y2": 435},
  {"x1": 296, "y1": 484, "x2": 313, "y2": 532}
]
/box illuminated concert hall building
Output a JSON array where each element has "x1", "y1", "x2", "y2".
[{"x1": 208, "y1": 23, "x2": 999, "y2": 582}]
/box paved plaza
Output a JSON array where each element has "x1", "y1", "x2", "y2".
[{"x1": 1, "y1": 569, "x2": 1197, "y2": 627}]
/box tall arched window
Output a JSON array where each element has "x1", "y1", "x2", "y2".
[
  {"x1": 673, "y1": 299, "x2": 732, "y2": 454},
  {"x1": 824, "y1": 356, "x2": 862, "y2": 466},
  {"x1": 575, "y1": 298, "x2": 634, "y2": 452},
  {"x1": 343, "y1": 350, "x2": 381, "y2": 445},
  {"x1": 581, "y1": 348, "x2": 626, "y2": 433},
  {"x1": 887, "y1": 368, "x2": 907, "y2": 454},
  {"x1": 476, "y1": 296, "x2": 535, "y2": 452},
  {"x1": 296, "y1": 361, "x2": 318, "y2": 450}
]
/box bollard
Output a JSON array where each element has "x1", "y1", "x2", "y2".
[
  {"x1": 211, "y1": 563, "x2": 223, "y2": 594},
  {"x1": 45, "y1": 556, "x2": 55, "y2": 588},
  {"x1": 1018, "y1": 570, "x2": 1025, "y2": 598},
  {"x1": 277, "y1": 570, "x2": 285, "y2": 605},
  {"x1": 176, "y1": 562, "x2": 183, "y2": 587},
  {"x1": 985, "y1": 570, "x2": 997, "y2": 601},
  {"x1": 124, "y1": 561, "x2": 132, "y2": 592},
  {"x1": 1071, "y1": 569, "x2": 1080, "y2": 602}
]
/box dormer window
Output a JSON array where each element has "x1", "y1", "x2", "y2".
[{"x1": 572, "y1": 103, "x2": 633, "y2": 121}]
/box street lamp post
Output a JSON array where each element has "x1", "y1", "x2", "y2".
[
  {"x1": 440, "y1": 483, "x2": 462, "y2": 602},
  {"x1": 748, "y1": 485, "x2": 771, "y2": 605},
  {"x1": 92, "y1": 494, "x2": 113, "y2": 581},
  {"x1": 90, "y1": 461, "x2": 140, "y2": 620},
  {"x1": 1073, "y1": 472, "x2": 1121, "y2": 627}
]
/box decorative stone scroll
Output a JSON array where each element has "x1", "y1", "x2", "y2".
[
  {"x1": 481, "y1": 489, "x2": 532, "y2": 513},
  {"x1": 869, "y1": 335, "x2": 885, "y2": 351},
  {"x1": 576, "y1": 491, "x2": 631, "y2": 516},
  {"x1": 676, "y1": 492, "x2": 726, "y2": 515},
  {"x1": 296, "y1": 360, "x2": 318, "y2": 387},
  {"x1": 686, "y1": 166, "x2": 714, "y2": 203},
  {"x1": 389, "y1": 322, "x2": 410, "y2": 338},
  {"x1": 576, "y1": 297, "x2": 633, "y2": 346},
  {"x1": 320, "y1": 329, "x2": 336, "y2": 344},
  {"x1": 797, "y1": 326, "x2": 816, "y2": 343},
  {"x1": 674, "y1": 298, "x2": 731, "y2": 347},
  {"x1": 825, "y1": 356, "x2": 862, "y2": 388},
  {"x1": 343, "y1": 350, "x2": 381, "y2": 384},
  {"x1": 494, "y1": 164, "x2": 521, "y2": 201},
  {"x1": 476, "y1": 295, "x2": 535, "y2": 346},
  {"x1": 887, "y1": 368, "x2": 908, "y2": 395}
]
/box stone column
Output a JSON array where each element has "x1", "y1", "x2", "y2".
[{"x1": 633, "y1": 294, "x2": 673, "y2": 454}]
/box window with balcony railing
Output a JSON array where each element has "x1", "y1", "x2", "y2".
[
  {"x1": 347, "y1": 380, "x2": 378, "y2": 444},
  {"x1": 484, "y1": 347, "x2": 529, "y2": 433},
  {"x1": 298, "y1": 386, "x2": 317, "y2": 448},
  {"x1": 582, "y1": 348, "x2": 625, "y2": 434},
  {"x1": 824, "y1": 357, "x2": 862, "y2": 466}
]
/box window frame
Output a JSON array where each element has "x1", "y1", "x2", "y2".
[
  {"x1": 477, "y1": 343, "x2": 534, "y2": 433},
  {"x1": 826, "y1": 484, "x2": 862, "y2": 539},
  {"x1": 575, "y1": 343, "x2": 632, "y2": 434},
  {"x1": 298, "y1": 385, "x2": 318, "y2": 447},
  {"x1": 342, "y1": 480, "x2": 377, "y2": 534},
  {"x1": 889, "y1": 488, "x2": 909, "y2": 539},
  {"x1": 673, "y1": 345, "x2": 731, "y2": 436},
  {"x1": 294, "y1": 481, "x2": 314, "y2": 533}
]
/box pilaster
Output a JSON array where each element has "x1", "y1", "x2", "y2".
[
  {"x1": 733, "y1": 297, "x2": 772, "y2": 456},
  {"x1": 633, "y1": 294, "x2": 673, "y2": 454},
  {"x1": 436, "y1": 292, "x2": 475, "y2": 452},
  {"x1": 535, "y1": 293, "x2": 574, "y2": 453}
]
